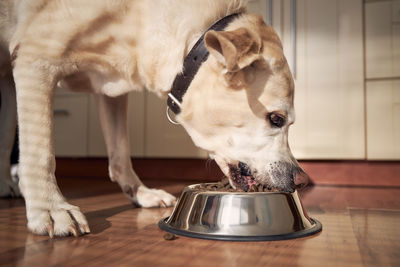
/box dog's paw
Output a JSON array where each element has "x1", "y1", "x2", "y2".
[
  {"x1": 27, "y1": 203, "x2": 90, "y2": 238},
  {"x1": 133, "y1": 186, "x2": 176, "y2": 208},
  {"x1": 0, "y1": 176, "x2": 21, "y2": 198}
]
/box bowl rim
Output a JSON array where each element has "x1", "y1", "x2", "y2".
[{"x1": 159, "y1": 217, "x2": 322, "y2": 242}]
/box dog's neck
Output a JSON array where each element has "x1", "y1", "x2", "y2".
[
  {"x1": 167, "y1": 14, "x2": 240, "y2": 114},
  {"x1": 136, "y1": 1, "x2": 246, "y2": 98}
]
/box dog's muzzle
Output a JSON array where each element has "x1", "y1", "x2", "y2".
[
  {"x1": 228, "y1": 162, "x2": 258, "y2": 191},
  {"x1": 228, "y1": 161, "x2": 309, "y2": 192}
]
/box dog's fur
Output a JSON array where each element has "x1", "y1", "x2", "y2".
[{"x1": 0, "y1": 0, "x2": 308, "y2": 237}]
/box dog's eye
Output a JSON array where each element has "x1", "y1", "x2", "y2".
[{"x1": 267, "y1": 112, "x2": 286, "y2": 128}]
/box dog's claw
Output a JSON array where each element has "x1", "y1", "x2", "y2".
[
  {"x1": 47, "y1": 224, "x2": 54, "y2": 238},
  {"x1": 79, "y1": 224, "x2": 91, "y2": 234},
  {"x1": 84, "y1": 224, "x2": 91, "y2": 234},
  {"x1": 69, "y1": 226, "x2": 78, "y2": 237},
  {"x1": 77, "y1": 224, "x2": 85, "y2": 234}
]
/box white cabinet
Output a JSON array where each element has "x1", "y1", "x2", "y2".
[
  {"x1": 54, "y1": 89, "x2": 146, "y2": 157},
  {"x1": 365, "y1": 0, "x2": 400, "y2": 160},
  {"x1": 366, "y1": 80, "x2": 400, "y2": 159},
  {"x1": 144, "y1": 92, "x2": 207, "y2": 158},
  {"x1": 365, "y1": 0, "x2": 400, "y2": 79},
  {"x1": 87, "y1": 91, "x2": 145, "y2": 157},
  {"x1": 54, "y1": 88, "x2": 206, "y2": 158},
  {"x1": 271, "y1": 0, "x2": 365, "y2": 159},
  {"x1": 247, "y1": 0, "x2": 269, "y2": 22},
  {"x1": 53, "y1": 90, "x2": 89, "y2": 157}
]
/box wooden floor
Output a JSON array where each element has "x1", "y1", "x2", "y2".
[{"x1": 1, "y1": 177, "x2": 400, "y2": 266}]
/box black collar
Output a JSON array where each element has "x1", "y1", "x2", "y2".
[{"x1": 167, "y1": 13, "x2": 240, "y2": 114}]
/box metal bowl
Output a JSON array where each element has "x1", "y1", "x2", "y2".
[{"x1": 159, "y1": 183, "x2": 322, "y2": 241}]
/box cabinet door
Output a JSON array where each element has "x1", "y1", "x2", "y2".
[
  {"x1": 144, "y1": 92, "x2": 207, "y2": 158},
  {"x1": 54, "y1": 95, "x2": 88, "y2": 157},
  {"x1": 87, "y1": 91, "x2": 145, "y2": 157},
  {"x1": 365, "y1": 0, "x2": 400, "y2": 79},
  {"x1": 285, "y1": 0, "x2": 365, "y2": 159},
  {"x1": 247, "y1": 0, "x2": 269, "y2": 22},
  {"x1": 367, "y1": 80, "x2": 400, "y2": 160}
]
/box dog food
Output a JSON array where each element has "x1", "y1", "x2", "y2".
[
  {"x1": 163, "y1": 233, "x2": 177, "y2": 241},
  {"x1": 194, "y1": 178, "x2": 279, "y2": 192}
]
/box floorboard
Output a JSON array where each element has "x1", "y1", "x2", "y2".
[{"x1": 1, "y1": 176, "x2": 399, "y2": 266}]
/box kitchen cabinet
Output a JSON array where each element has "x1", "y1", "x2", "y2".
[
  {"x1": 143, "y1": 93, "x2": 207, "y2": 158},
  {"x1": 53, "y1": 89, "x2": 89, "y2": 157},
  {"x1": 366, "y1": 80, "x2": 400, "y2": 159},
  {"x1": 266, "y1": 0, "x2": 365, "y2": 159},
  {"x1": 365, "y1": 0, "x2": 400, "y2": 79},
  {"x1": 87, "y1": 91, "x2": 146, "y2": 157},
  {"x1": 54, "y1": 88, "x2": 146, "y2": 157},
  {"x1": 247, "y1": 0, "x2": 269, "y2": 22},
  {"x1": 365, "y1": 0, "x2": 400, "y2": 160},
  {"x1": 54, "y1": 87, "x2": 206, "y2": 158}
]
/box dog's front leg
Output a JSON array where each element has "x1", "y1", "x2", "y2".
[
  {"x1": 0, "y1": 74, "x2": 20, "y2": 197},
  {"x1": 13, "y1": 61, "x2": 90, "y2": 237},
  {"x1": 95, "y1": 94, "x2": 176, "y2": 207}
]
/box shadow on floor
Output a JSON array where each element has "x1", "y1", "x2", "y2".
[{"x1": 85, "y1": 204, "x2": 134, "y2": 234}]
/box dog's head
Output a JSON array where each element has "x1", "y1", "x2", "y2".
[{"x1": 178, "y1": 14, "x2": 309, "y2": 192}]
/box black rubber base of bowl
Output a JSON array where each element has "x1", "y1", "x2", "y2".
[{"x1": 158, "y1": 217, "x2": 322, "y2": 241}]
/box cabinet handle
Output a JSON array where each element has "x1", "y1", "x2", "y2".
[
  {"x1": 291, "y1": 0, "x2": 296, "y2": 78},
  {"x1": 53, "y1": 109, "x2": 70, "y2": 116}
]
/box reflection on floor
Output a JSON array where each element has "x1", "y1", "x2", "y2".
[{"x1": 1, "y1": 177, "x2": 399, "y2": 266}]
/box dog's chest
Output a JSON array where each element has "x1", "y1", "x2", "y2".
[
  {"x1": 59, "y1": 71, "x2": 135, "y2": 97},
  {"x1": 61, "y1": 39, "x2": 143, "y2": 96}
]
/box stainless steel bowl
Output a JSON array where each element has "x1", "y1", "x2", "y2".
[{"x1": 159, "y1": 183, "x2": 322, "y2": 241}]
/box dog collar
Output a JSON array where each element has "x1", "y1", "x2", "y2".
[{"x1": 167, "y1": 13, "x2": 240, "y2": 115}]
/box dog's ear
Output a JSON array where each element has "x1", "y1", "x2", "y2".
[{"x1": 205, "y1": 27, "x2": 262, "y2": 72}]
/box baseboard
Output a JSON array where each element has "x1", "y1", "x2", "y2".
[
  {"x1": 55, "y1": 158, "x2": 224, "y2": 181},
  {"x1": 55, "y1": 158, "x2": 400, "y2": 187},
  {"x1": 300, "y1": 160, "x2": 400, "y2": 187}
]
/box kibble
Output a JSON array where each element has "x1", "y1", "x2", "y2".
[
  {"x1": 194, "y1": 178, "x2": 280, "y2": 192},
  {"x1": 163, "y1": 233, "x2": 176, "y2": 241}
]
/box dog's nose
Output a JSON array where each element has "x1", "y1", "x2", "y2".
[{"x1": 294, "y1": 169, "x2": 310, "y2": 189}]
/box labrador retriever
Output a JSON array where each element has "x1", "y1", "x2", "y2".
[{"x1": 0, "y1": 0, "x2": 309, "y2": 237}]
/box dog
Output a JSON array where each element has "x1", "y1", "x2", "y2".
[{"x1": 0, "y1": 0, "x2": 309, "y2": 237}]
